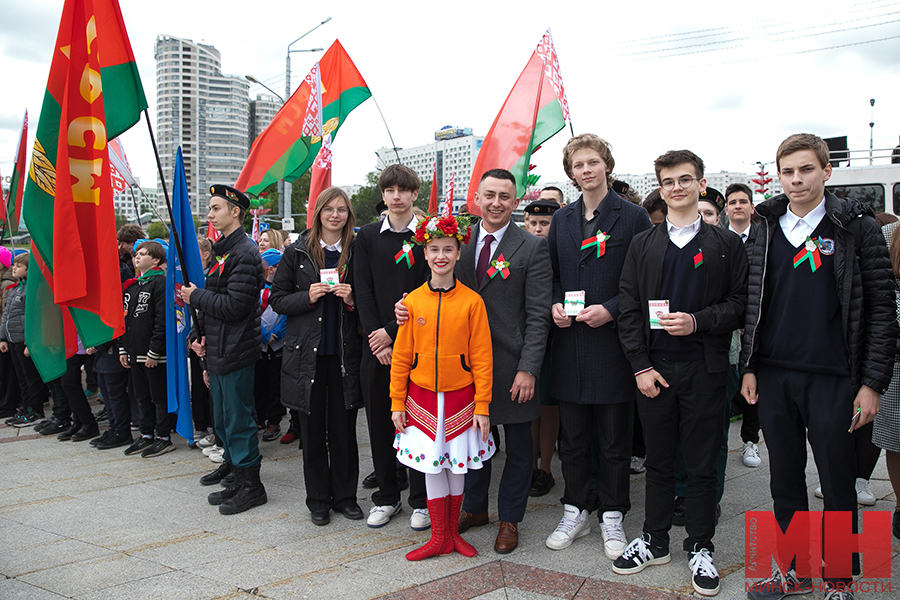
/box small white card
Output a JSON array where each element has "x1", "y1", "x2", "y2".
[
  {"x1": 649, "y1": 300, "x2": 669, "y2": 329},
  {"x1": 564, "y1": 291, "x2": 585, "y2": 317},
  {"x1": 320, "y1": 268, "x2": 339, "y2": 286}
]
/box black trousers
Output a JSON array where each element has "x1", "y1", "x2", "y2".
[
  {"x1": 463, "y1": 420, "x2": 532, "y2": 522},
  {"x1": 189, "y1": 348, "x2": 212, "y2": 432},
  {"x1": 298, "y1": 355, "x2": 359, "y2": 512},
  {"x1": 131, "y1": 362, "x2": 174, "y2": 438},
  {"x1": 254, "y1": 349, "x2": 284, "y2": 427},
  {"x1": 757, "y1": 365, "x2": 858, "y2": 584},
  {"x1": 558, "y1": 400, "x2": 632, "y2": 515},
  {"x1": 9, "y1": 341, "x2": 47, "y2": 415},
  {"x1": 0, "y1": 348, "x2": 22, "y2": 415},
  {"x1": 638, "y1": 359, "x2": 725, "y2": 552},
  {"x1": 61, "y1": 354, "x2": 94, "y2": 426},
  {"x1": 83, "y1": 353, "x2": 97, "y2": 392},
  {"x1": 97, "y1": 370, "x2": 130, "y2": 436},
  {"x1": 47, "y1": 377, "x2": 70, "y2": 422},
  {"x1": 733, "y1": 365, "x2": 761, "y2": 443},
  {"x1": 361, "y1": 352, "x2": 426, "y2": 509}
]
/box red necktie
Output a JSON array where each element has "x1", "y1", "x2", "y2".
[{"x1": 476, "y1": 234, "x2": 495, "y2": 286}]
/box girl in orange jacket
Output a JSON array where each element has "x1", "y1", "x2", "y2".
[{"x1": 391, "y1": 214, "x2": 495, "y2": 561}]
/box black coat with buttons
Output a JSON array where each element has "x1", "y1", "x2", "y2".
[{"x1": 269, "y1": 231, "x2": 363, "y2": 414}]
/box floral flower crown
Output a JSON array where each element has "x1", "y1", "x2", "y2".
[{"x1": 413, "y1": 214, "x2": 473, "y2": 246}]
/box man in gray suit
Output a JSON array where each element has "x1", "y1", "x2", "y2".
[{"x1": 397, "y1": 168, "x2": 552, "y2": 553}]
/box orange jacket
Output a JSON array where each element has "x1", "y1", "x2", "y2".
[{"x1": 390, "y1": 280, "x2": 493, "y2": 416}]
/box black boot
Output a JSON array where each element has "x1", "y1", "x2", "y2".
[
  {"x1": 219, "y1": 464, "x2": 267, "y2": 515},
  {"x1": 200, "y1": 462, "x2": 232, "y2": 486},
  {"x1": 207, "y1": 472, "x2": 241, "y2": 506}
]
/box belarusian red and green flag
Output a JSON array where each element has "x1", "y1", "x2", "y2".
[
  {"x1": 22, "y1": 0, "x2": 147, "y2": 381},
  {"x1": 236, "y1": 40, "x2": 371, "y2": 197},
  {"x1": 2, "y1": 111, "x2": 28, "y2": 237},
  {"x1": 466, "y1": 29, "x2": 571, "y2": 213}
]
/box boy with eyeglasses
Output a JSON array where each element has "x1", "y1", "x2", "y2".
[{"x1": 616, "y1": 150, "x2": 747, "y2": 596}]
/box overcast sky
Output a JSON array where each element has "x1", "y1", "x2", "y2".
[{"x1": 2, "y1": 0, "x2": 899, "y2": 196}]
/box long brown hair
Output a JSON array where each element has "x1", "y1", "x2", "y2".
[
  {"x1": 891, "y1": 224, "x2": 900, "y2": 279},
  {"x1": 308, "y1": 187, "x2": 356, "y2": 272}
]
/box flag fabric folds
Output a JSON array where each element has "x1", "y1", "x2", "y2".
[
  {"x1": 306, "y1": 134, "x2": 333, "y2": 228},
  {"x1": 466, "y1": 29, "x2": 570, "y2": 213},
  {"x1": 428, "y1": 161, "x2": 438, "y2": 214},
  {"x1": 166, "y1": 147, "x2": 205, "y2": 443},
  {"x1": 22, "y1": 0, "x2": 148, "y2": 381},
  {"x1": 108, "y1": 137, "x2": 135, "y2": 194},
  {"x1": 3, "y1": 111, "x2": 28, "y2": 237},
  {"x1": 236, "y1": 40, "x2": 371, "y2": 197},
  {"x1": 442, "y1": 172, "x2": 454, "y2": 217}
]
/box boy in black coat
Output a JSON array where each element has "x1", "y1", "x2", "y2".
[
  {"x1": 616, "y1": 150, "x2": 747, "y2": 597},
  {"x1": 182, "y1": 184, "x2": 266, "y2": 516},
  {"x1": 120, "y1": 241, "x2": 174, "y2": 458}
]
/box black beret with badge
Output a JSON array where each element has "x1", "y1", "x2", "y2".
[
  {"x1": 701, "y1": 186, "x2": 725, "y2": 213},
  {"x1": 524, "y1": 198, "x2": 561, "y2": 215},
  {"x1": 210, "y1": 184, "x2": 250, "y2": 211}
]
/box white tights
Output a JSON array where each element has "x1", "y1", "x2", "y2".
[{"x1": 425, "y1": 471, "x2": 465, "y2": 500}]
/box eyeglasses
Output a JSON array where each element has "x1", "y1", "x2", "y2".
[
  {"x1": 322, "y1": 206, "x2": 349, "y2": 215},
  {"x1": 660, "y1": 176, "x2": 699, "y2": 191}
]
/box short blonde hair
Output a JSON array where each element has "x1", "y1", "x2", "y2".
[{"x1": 562, "y1": 134, "x2": 615, "y2": 186}]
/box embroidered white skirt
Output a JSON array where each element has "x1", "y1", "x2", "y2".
[{"x1": 394, "y1": 391, "x2": 495, "y2": 474}]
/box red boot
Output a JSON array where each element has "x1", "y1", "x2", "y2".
[
  {"x1": 405, "y1": 496, "x2": 453, "y2": 561},
  {"x1": 448, "y1": 494, "x2": 478, "y2": 557}
]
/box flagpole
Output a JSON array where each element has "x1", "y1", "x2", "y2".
[
  {"x1": 142, "y1": 109, "x2": 206, "y2": 367},
  {"x1": 128, "y1": 185, "x2": 141, "y2": 224},
  {"x1": 371, "y1": 96, "x2": 402, "y2": 163}
]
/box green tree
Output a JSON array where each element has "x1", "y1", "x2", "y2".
[
  {"x1": 114, "y1": 209, "x2": 129, "y2": 232},
  {"x1": 415, "y1": 179, "x2": 432, "y2": 213},
  {"x1": 146, "y1": 220, "x2": 169, "y2": 239},
  {"x1": 351, "y1": 171, "x2": 381, "y2": 226}
]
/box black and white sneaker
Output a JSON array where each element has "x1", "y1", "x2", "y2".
[
  {"x1": 823, "y1": 583, "x2": 853, "y2": 600},
  {"x1": 689, "y1": 546, "x2": 719, "y2": 596},
  {"x1": 611, "y1": 533, "x2": 671, "y2": 575},
  {"x1": 746, "y1": 564, "x2": 813, "y2": 600},
  {"x1": 141, "y1": 438, "x2": 175, "y2": 458},
  {"x1": 123, "y1": 436, "x2": 154, "y2": 456}
]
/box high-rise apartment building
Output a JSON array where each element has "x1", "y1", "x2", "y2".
[
  {"x1": 249, "y1": 94, "x2": 282, "y2": 148},
  {"x1": 155, "y1": 35, "x2": 249, "y2": 214},
  {"x1": 375, "y1": 126, "x2": 484, "y2": 204}
]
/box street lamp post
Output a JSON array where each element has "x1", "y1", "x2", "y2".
[
  {"x1": 869, "y1": 98, "x2": 875, "y2": 166},
  {"x1": 246, "y1": 75, "x2": 285, "y2": 219},
  {"x1": 284, "y1": 17, "x2": 331, "y2": 224}
]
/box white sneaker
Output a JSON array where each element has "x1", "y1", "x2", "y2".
[
  {"x1": 208, "y1": 451, "x2": 224, "y2": 464},
  {"x1": 600, "y1": 511, "x2": 627, "y2": 559},
  {"x1": 367, "y1": 502, "x2": 401, "y2": 528},
  {"x1": 546, "y1": 504, "x2": 590, "y2": 550},
  {"x1": 197, "y1": 434, "x2": 217, "y2": 449},
  {"x1": 202, "y1": 444, "x2": 222, "y2": 456},
  {"x1": 410, "y1": 507, "x2": 431, "y2": 531},
  {"x1": 741, "y1": 441, "x2": 761, "y2": 468},
  {"x1": 630, "y1": 456, "x2": 646, "y2": 474},
  {"x1": 814, "y1": 486, "x2": 824, "y2": 499},
  {"x1": 856, "y1": 477, "x2": 876, "y2": 506}
]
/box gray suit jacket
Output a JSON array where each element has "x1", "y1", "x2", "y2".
[{"x1": 456, "y1": 222, "x2": 552, "y2": 424}]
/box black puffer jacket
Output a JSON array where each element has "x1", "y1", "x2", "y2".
[
  {"x1": 269, "y1": 231, "x2": 363, "y2": 414},
  {"x1": 192, "y1": 227, "x2": 264, "y2": 376},
  {"x1": 740, "y1": 192, "x2": 898, "y2": 394}
]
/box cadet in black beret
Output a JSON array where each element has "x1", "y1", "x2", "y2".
[
  {"x1": 181, "y1": 183, "x2": 266, "y2": 515},
  {"x1": 523, "y1": 199, "x2": 559, "y2": 239},
  {"x1": 698, "y1": 186, "x2": 725, "y2": 226}
]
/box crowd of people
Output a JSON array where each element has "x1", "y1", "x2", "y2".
[{"x1": 1, "y1": 132, "x2": 899, "y2": 600}]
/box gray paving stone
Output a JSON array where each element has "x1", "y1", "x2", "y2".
[
  {"x1": 0, "y1": 538, "x2": 115, "y2": 578},
  {"x1": 17, "y1": 554, "x2": 172, "y2": 597},
  {"x1": 0, "y1": 577, "x2": 68, "y2": 599},
  {"x1": 182, "y1": 547, "x2": 316, "y2": 590},
  {"x1": 125, "y1": 531, "x2": 265, "y2": 570},
  {"x1": 259, "y1": 565, "x2": 411, "y2": 600},
  {"x1": 72, "y1": 570, "x2": 240, "y2": 600}
]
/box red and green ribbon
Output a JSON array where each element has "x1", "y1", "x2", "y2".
[
  {"x1": 793, "y1": 236, "x2": 821, "y2": 272},
  {"x1": 209, "y1": 254, "x2": 230, "y2": 277},
  {"x1": 693, "y1": 250, "x2": 704, "y2": 268},
  {"x1": 487, "y1": 254, "x2": 510, "y2": 279},
  {"x1": 394, "y1": 243, "x2": 415, "y2": 269},
  {"x1": 581, "y1": 232, "x2": 610, "y2": 258}
]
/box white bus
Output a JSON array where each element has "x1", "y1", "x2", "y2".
[{"x1": 825, "y1": 147, "x2": 900, "y2": 217}]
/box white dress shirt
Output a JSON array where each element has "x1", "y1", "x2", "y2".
[
  {"x1": 319, "y1": 238, "x2": 343, "y2": 252},
  {"x1": 729, "y1": 223, "x2": 751, "y2": 244},
  {"x1": 779, "y1": 198, "x2": 827, "y2": 247},
  {"x1": 475, "y1": 220, "x2": 511, "y2": 265},
  {"x1": 379, "y1": 214, "x2": 418, "y2": 234},
  {"x1": 666, "y1": 216, "x2": 701, "y2": 249}
]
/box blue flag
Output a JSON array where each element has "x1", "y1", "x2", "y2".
[{"x1": 166, "y1": 147, "x2": 205, "y2": 443}]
